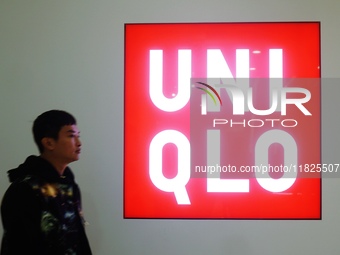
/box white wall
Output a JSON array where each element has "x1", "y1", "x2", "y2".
[{"x1": 1, "y1": 0, "x2": 340, "y2": 254}]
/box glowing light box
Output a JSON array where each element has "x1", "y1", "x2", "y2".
[{"x1": 124, "y1": 22, "x2": 321, "y2": 219}]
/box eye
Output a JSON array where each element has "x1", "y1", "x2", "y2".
[
  {"x1": 67, "y1": 131, "x2": 80, "y2": 138},
  {"x1": 70, "y1": 134, "x2": 80, "y2": 138}
]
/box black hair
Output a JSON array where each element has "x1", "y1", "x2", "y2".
[{"x1": 32, "y1": 110, "x2": 77, "y2": 153}]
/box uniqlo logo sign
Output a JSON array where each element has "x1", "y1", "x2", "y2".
[{"x1": 124, "y1": 23, "x2": 321, "y2": 219}]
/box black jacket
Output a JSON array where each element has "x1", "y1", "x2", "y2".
[{"x1": 0, "y1": 156, "x2": 92, "y2": 255}]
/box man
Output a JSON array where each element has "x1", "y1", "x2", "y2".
[{"x1": 0, "y1": 110, "x2": 92, "y2": 255}]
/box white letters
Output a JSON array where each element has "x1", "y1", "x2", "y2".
[
  {"x1": 255, "y1": 129, "x2": 297, "y2": 192},
  {"x1": 212, "y1": 84, "x2": 311, "y2": 116},
  {"x1": 149, "y1": 50, "x2": 191, "y2": 112},
  {"x1": 281, "y1": 88, "x2": 312, "y2": 115},
  {"x1": 207, "y1": 130, "x2": 249, "y2": 193},
  {"x1": 149, "y1": 130, "x2": 191, "y2": 204},
  {"x1": 148, "y1": 48, "x2": 302, "y2": 204},
  {"x1": 247, "y1": 87, "x2": 278, "y2": 115}
]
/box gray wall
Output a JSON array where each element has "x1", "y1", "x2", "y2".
[{"x1": 1, "y1": 0, "x2": 340, "y2": 254}]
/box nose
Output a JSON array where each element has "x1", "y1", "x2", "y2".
[{"x1": 76, "y1": 136, "x2": 82, "y2": 147}]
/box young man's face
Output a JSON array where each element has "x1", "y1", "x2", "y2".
[{"x1": 51, "y1": 125, "x2": 82, "y2": 164}]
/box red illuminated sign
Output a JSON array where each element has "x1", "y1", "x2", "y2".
[{"x1": 124, "y1": 23, "x2": 321, "y2": 219}]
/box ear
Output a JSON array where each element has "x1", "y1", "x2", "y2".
[{"x1": 41, "y1": 137, "x2": 55, "y2": 151}]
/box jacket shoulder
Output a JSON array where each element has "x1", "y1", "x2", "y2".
[{"x1": 1, "y1": 175, "x2": 43, "y2": 211}]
